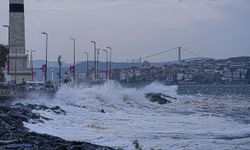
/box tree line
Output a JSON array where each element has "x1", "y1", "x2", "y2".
[{"x1": 0, "y1": 44, "x2": 9, "y2": 82}]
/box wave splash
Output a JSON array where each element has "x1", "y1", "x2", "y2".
[
  {"x1": 13, "y1": 82, "x2": 250, "y2": 149},
  {"x1": 21, "y1": 81, "x2": 178, "y2": 111},
  {"x1": 57, "y1": 81, "x2": 176, "y2": 106}
]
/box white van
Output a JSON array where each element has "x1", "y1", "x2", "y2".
[{"x1": 26, "y1": 81, "x2": 45, "y2": 91}]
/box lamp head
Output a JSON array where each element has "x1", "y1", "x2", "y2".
[{"x1": 3, "y1": 25, "x2": 10, "y2": 28}]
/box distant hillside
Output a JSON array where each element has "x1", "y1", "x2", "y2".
[
  {"x1": 182, "y1": 57, "x2": 214, "y2": 62},
  {"x1": 216, "y1": 56, "x2": 250, "y2": 64},
  {"x1": 33, "y1": 56, "x2": 249, "y2": 70},
  {"x1": 33, "y1": 57, "x2": 215, "y2": 70}
]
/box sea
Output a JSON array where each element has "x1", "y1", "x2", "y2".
[{"x1": 12, "y1": 82, "x2": 250, "y2": 150}]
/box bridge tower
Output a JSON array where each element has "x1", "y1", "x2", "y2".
[{"x1": 178, "y1": 46, "x2": 182, "y2": 65}]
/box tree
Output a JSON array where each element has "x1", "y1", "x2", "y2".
[
  {"x1": 0, "y1": 44, "x2": 9, "y2": 82},
  {"x1": 0, "y1": 44, "x2": 9, "y2": 69}
]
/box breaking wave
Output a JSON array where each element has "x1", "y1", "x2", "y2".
[
  {"x1": 17, "y1": 81, "x2": 178, "y2": 111},
  {"x1": 12, "y1": 81, "x2": 250, "y2": 149}
]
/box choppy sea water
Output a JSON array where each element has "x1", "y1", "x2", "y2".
[{"x1": 13, "y1": 82, "x2": 250, "y2": 150}]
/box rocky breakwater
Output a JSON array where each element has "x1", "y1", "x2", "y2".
[
  {"x1": 146, "y1": 93, "x2": 177, "y2": 104},
  {"x1": 0, "y1": 103, "x2": 114, "y2": 150}
]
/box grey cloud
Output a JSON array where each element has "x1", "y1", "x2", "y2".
[{"x1": 0, "y1": 0, "x2": 249, "y2": 63}]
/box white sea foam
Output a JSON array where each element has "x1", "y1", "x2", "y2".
[{"x1": 14, "y1": 81, "x2": 250, "y2": 149}]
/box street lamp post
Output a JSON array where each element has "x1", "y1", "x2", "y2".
[
  {"x1": 96, "y1": 48, "x2": 100, "y2": 80},
  {"x1": 2, "y1": 25, "x2": 10, "y2": 80},
  {"x1": 103, "y1": 49, "x2": 108, "y2": 80},
  {"x1": 107, "y1": 47, "x2": 112, "y2": 79},
  {"x1": 41, "y1": 32, "x2": 48, "y2": 84},
  {"x1": 70, "y1": 38, "x2": 76, "y2": 80},
  {"x1": 90, "y1": 41, "x2": 97, "y2": 81},
  {"x1": 30, "y1": 50, "x2": 36, "y2": 81},
  {"x1": 84, "y1": 52, "x2": 89, "y2": 78}
]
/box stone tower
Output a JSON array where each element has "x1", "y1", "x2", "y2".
[{"x1": 9, "y1": 0, "x2": 32, "y2": 83}]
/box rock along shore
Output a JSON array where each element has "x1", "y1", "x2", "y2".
[{"x1": 0, "y1": 103, "x2": 115, "y2": 150}]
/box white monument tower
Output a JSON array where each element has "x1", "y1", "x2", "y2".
[{"x1": 9, "y1": 0, "x2": 32, "y2": 84}]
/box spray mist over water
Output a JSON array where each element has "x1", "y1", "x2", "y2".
[
  {"x1": 17, "y1": 81, "x2": 178, "y2": 111},
  {"x1": 12, "y1": 81, "x2": 250, "y2": 149}
]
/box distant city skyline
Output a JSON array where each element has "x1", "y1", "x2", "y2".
[{"x1": 0, "y1": 0, "x2": 250, "y2": 63}]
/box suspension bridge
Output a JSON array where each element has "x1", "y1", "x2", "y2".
[{"x1": 123, "y1": 46, "x2": 201, "y2": 65}]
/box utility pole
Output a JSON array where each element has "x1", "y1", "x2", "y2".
[
  {"x1": 41, "y1": 32, "x2": 48, "y2": 84},
  {"x1": 103, "y1": 49, "x2": 108, "y2": 80},
  {"x1": 51, "y1": 69, "x2": 54, "y2": 81},
  {"x1": 91, "y1": 41, "x2": 97, "y2": 81},
  {"x1": 70, "y1": 38, "x2": 76, "y2": 80},
  {"x1": 30, "y1": 50, "x2": 36, "y2": 81},
  {"x1": 84, "y1": 52, "x2": 89, "y2": 78},
  {"x1": 106, "y1": 47, "x2": 112, "y2": 79},
  {"x1": 96, "y1": 48, "x2": 100, "y2": 80}
]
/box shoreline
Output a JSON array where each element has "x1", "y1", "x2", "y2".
[{"x1": 0, "y1": 103, "x2": 115, "y2": 150}]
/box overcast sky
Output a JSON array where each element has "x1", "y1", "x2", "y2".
[{"x1": 0, "y1": 0, "x2": 250, "y2": 63}]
